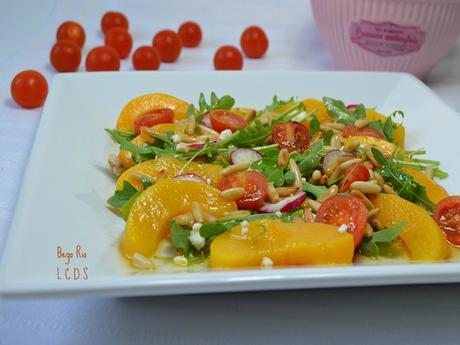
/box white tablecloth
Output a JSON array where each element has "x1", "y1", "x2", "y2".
[{"x1": 1, "y1": 0, "x2": 460, "y2": 344}]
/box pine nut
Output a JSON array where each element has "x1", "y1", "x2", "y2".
[
  {"x1": 172, "y1": 212, "x2": 195, "y2": 227},
  {"x1": 323, "y1": 122, "x2": 345, "y2": 130},
  {"x1": 383, "y1": 184, "x2": 398, "y2": 196},
  {"x1": 354, "y1": 118, "x2": 369, "y2": 129},
  {"x1": 275, "y1": 186, "x2": 298, "y2": 197},
  {"x1": 108, "y1": 153, "x2": 122, "y2": 168},
  {"x1": 289, "y1": 159, "x2": 303, "y2": 188},
  {"x1": 344, "y1": 140, "x2": 360, "y2": 153},
  {"x1": 364, "y1": 223, "x2": 374, "y2": 238},
  {"x1": 308, "y1": 199, "x2": 321, "y2": 212},
  {"x1": 198, "y1": 124, "x2": 219, "y2": 137},
  {"x1": 366, "y1": 146, "x2": 383, "y2": 168},
  {"x1": 267, "y1": 183, "x2": 280, "y2": 203},
  {"x1": 311, "y1": 170, "x2": 322, "y2": 182},
  {"x1": 374, "y1": 171, "x2": 385, "y2": 186},
  {"x1": 192, "y1": 201, "x2": 205, "y2": 223},
  {"x1": 363, "y1": 161, "x2": 374, "y2": 170},
  {"x1": 278, "y1": 148, "x2": 290, "y2": 168},
  {"x1": 132, "y1": 253, "x2": 155, "y2": 269},
  {"x1": 318, "y1": 185, "x2": 338, "y2": 202},
  {"x1": 203, "y1": 212, "x2": 218, "y2": 223},
  {"x1": 330, "y1": 133, "x2": 342, "y2": 149},
  {"x1": 350, "y1": 181, "x2": 382, "y2": 194},
  {"x1": 304, "y1": 208, "x2": 315, "y2": 222},
  {"x1": 350, "y1": 189, "x2": 375, "y2": 210},
  {"x1": 339, "y1": 158, "x2": 362, "y2": 171},
  {"x1": 185, "y1": 115, "x2": 196, "y2": 135},
  {"x1": 367, "y1": 207, "x2": 380, "y2": 220},
  {"x1": 220, "y1": 162, "x2": 250, "y2": 176},
  {"x1": 220, "y1": 187, "x2": 246, "y2": 201}
]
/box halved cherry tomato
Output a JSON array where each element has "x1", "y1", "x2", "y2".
[
  {"x1": 105, "y1": 27, "x2": 133, "y2": 59},
  {"x1": 271, "y1": 121, "x2": 310, "y2": 153},
  {"x1": 213, "y1": 45, "x2": 243, "y2": 70},
  {"x1": 101, "y1": 11, "x2": 129, "y2": 34},
  {"x1": 342, "y1": 125, "x2": 385, "y2": 139},
  {"x1": 240, "y1": 26, "x2": 269, "y2": 58},
  {"x1": 209, "y1": 110, "x2": 246, "y2": 133},
  {"x1": 56, "y1": 21, "x2": 86, "y2": 48},
  {"x1": 433, "y1": 196, "x2": 460, "y2": 247},
  {"x1": 218, "y1": 170, "x2": 269, "y2": 210},
  {"x1": 316, "y1": 195, "x2": 368, "y2": 247},
  {"x1": 178, "y1": 21, "x2": 202, "y2": 47},
  {"x1": 133, "y1": 108, "x2": 174, "y2": 135},
  {"x1": 339, "y1": 163, "x2": 370, "y2": 193}
]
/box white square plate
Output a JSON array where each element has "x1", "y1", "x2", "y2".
[{"x1": 1, "y1": 71, "x2": 460, "y2": 298}]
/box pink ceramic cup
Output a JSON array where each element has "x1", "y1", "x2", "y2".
[{"x1": 311, "y1": 0, "x2": 460, "y2": 79}]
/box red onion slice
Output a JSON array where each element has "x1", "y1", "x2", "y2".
[
  {"x1": 258, "y1": 192, "x2": 307, "y2": 213},
  {"x1": 230, "y1": 148, "x2": 263, "y2": 164},
  {"x1": 322, "y1": 150, "x2": 354, "y2": 172},
  {"x1": 201, "y1": 113, "x2": 212, "y2": 128},
  {"x1": 174, "y1": 173, "x2": 207, "y2": 184},
  {"x1": 346, "y1": 104, "x2": 358, "y2": 111}
]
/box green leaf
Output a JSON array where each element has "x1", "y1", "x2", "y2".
[
  {"x1": 370, "y1": 147, "x2": 387, "y2": 165},
  {"x1": 105, "y1": 128, "x2": 153, "y2": 155},
  {"x1": 372, "y1": 222, "x2": 406, "y2": 242},
  {"x1": 283, "y1": 171, "x2": 295, "y2": 186},
  {"x1": 359, "y1": 238, "x2": 380, "y2": 257},
  {"x1": 109, "y1": 129, "x2": 136, "y2": 141},
  {"x1": 303, "y1": 182, "x2": 327, "y2": 199},
  {"x1": 322, "y1": 97, "x2": 366, "y2": 125},
  {"x1": 200, "y1": 222, "x2": 237, "y2": 240},
  {"x1": 107, "y1": 181, "x2": 138, "y2": 208},
  {"x1": 295, "y1": 140, "x2": 324, "y2": 176},
  {"x1": 170, "y1": 221, "x2": 191, "y2": 257},
  {"x1": 120, "y1": 190, "x2": 142, "y2": 220},
  {"x1": 359, "y1": 222, "x2": 406, "y2": 257},
  {"x1": 251, "y1": 157, "x2": 285, "y2": 187},
  {"x1": 195, "y1": 92, "x2": 235, "y2": 122},
  {"x1": 383, "y1": 117, "x2": 394, "y2": 142},
  {"x1": 368, "y1": 120, "x2": 384, "y2": 135},
  {"x1": 324, "y1": 129, "x2": 334, "y2": 145},
  {"x1": 309, "y1": 113, "x2": 320, "y2": 136},
  {"x1": 353, "y1": 104, "x2": 366, "y2": 119}
]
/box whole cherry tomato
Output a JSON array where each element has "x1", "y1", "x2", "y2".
[
  {"x1": 10, "y1": 70, "x2": 48, "y2": 109},
  {"x1": 271, "y1": 121, "x2": 310, "y2": 153},
  {"x1": 56, "y1": 21, "x2": 86, "y2": 48},
  {"x1": 240, "y1": 26, "x2": 269, "y2": 58},
  {"x1": 101, "y1": 11, "x2": 129, "y2": 34},
  {"x1": 85, "y1": 46, "x2": 120, "y2": 71},
  {"x1": 339, "y1": 163, "x2": 370, "y2": 193},
  {"x1": 132, "y1": 46, "x2": 161, "y2": 70},
  {"x1": 213, "y1": 45, "x2": 243, "y2": 70},
  {"x1": 152, "y1": 30, "x2": 182, "y2": 62},
  {"x1": 133, "y1": 109, "x2": 174, "y2": 135},
  {"x1": 105, "y1": 27, "x2": 133, "y2": 59},
  {"x1": 433, "y1": 196, "x2": 460, "y2": 247},
  {"x1": 178, "y1": 21, "x2": 202, "y2": 47},
  {"x1": 209, "y1": 110, "x2": 246, "y2": 133},
  {"x1": 50, "y1": 40, "x2": 81, "y2": 72},
  {"x1": 342, "y1": 125, "x2": 385, "y2": 140},
  {"x1": 316, "y1": 195, "x2": 368, "y2": 247},
  {"x1": 218, "y1": 171, "x2": 269, "y2": 210}
]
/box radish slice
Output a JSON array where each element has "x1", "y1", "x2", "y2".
[
  {"x1": 322, "y1": 150, "x2": 354, "y2": 172},
  {"x1": 174, "y1": 173, "x2": 207, "y2": 184},
  {"x1": 259, "y1": 192, "x2": 307, "y2": 213},
  {"x1": 230, "y1": 148, "x2": 262, "y2": 164},
  {"x1": 201, "y1": 114, "x2": 212, "y2": 128},
  {"x1": 346, "y1": 104, "x2": 358, "y2": 111},
  {"x1": 187, "y1": 140, "x2": 217, "y2": 149}
]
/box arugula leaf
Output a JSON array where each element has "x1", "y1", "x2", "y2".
[
  {"x1": 107, "y1": 181, "x2": 138, "y2": 208},
  {"x1": 303, "y1": 182, "x2": 327, "y2": 199},
  {"x1": 293, "y1": 140, "x2": 324, "y2": 177},
  {"x1": 106, "y1": 128, "x2": 153, "y2": 155},
  {"x1": 261, "y1": 95, "x2": 296, "y2": 113},
  {"x1": 383, "y1": 117, "x2": 393, "y2": 142},
  {"x1": 322, "y1": 97, "x2": 365, "y2": 125},
  {"x1": 359, "y1": 222, "x2": 406, "y2": 257},
  {"x1": 251, "y1": 157, "x2": 285, "y2": 187},
  {"x1": 309, "y1": 113, "x2": 320, "y2": 136},
  {"x1": 170, "y1": 221, "x2": 192, "y2": 257},
  {"x1": 368, "y1": 120, "x2": 384, "y2": 135},
  {"x1": 109, "y1": 129, "x2": 136, "y2": 141},
  {"x1": 120, "y1": 190, "x2": 142, "y2": 220},
  {"x1": 324, "y1": 129, "x2": 334, "y2": 145},
  {"x1": 194, "y1": 92, "x2": 235, "y2": 122}
]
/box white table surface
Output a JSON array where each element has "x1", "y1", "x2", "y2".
[{"x1": 1, "y1": 0, "x2": 460, "y2": 344}]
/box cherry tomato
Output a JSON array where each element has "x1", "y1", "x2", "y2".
[
  {"x1": 152, "y1": 30, "x2": 182, "y2": 62},
  {"x1": 339, "y1": 163, "x2": 370, "y2": 193},
  {"x1": 240, "y1": 26, "x2": 269, "y2": 58},
  {"x1": 85, "y1": 46, "x2": 120, "y2": 72},
  {"x1": 178, "y1": 21, "x2": 202, "y2": 47},
  {"x1": 209, "y1": 110, "x2": 247, "y2": 133},
  {"x1": 10, "y1": 70, "x2": 48, "y2": 109},
  {"x1": 213, "y1": 45, "x2": 243, "y2": 70},
  {"x1": 433, "y1": 196, "x2": 460, "y2": 247},
  {"x1": 218, "y1": 171, "x2": 269, "y2": 210},
  {"x1": 104, "y1": 27, "x2": 132, "y2": 59},
  {"x1": 56, "y1": 21, "x2": 86, "y2": 48},
  {"x1": 101, "y1": 11, "x2": 129, "y2": 35},
  {"x1": 50, "y1": 40, "x2": 81, "y2": 72},
  {"x1": 133, "y1": 108, "x2": 174, "y2": 135},
  {"x1": 316, "y1": 195, "x2": 368, "y2": 247},
  {"x1": 342, "y1": 125, "x2": 385, "y2": 139},
  {"x1": 132, "y1": 46, "x2": 161, "y2": 70},
  {"x1": 271, "y1": 121, "x2": 310, "y2": 153}
]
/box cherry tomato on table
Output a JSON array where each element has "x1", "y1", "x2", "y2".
[
  {"x1": 56, "y1": 21, "x2": 86, "y2": 48},
  {"x1": 339, "y1": 163, "x2": 370, "y2": 193},
  {"x1": 218, "y1": 170, "x2": 269, "y2": 210},
  {"x1": 213, "y1": 45, "x2": 243, "y2": 70},
  {"x1": 433, "y1": 196, "x2": 460, "y2": 247},
  {"x1": 209, "y1": 110, "x2": 246, "y2": 133},
  {"x1": 152, "y1": 30, "x2": 182, "y2": 62},
  {"x1": 101, "y1": 11, "x2": 129, "y2": 34},
  {"x1": 105, "y1": 27, "x2": 132, "y2": 59},
  {"x1": 10, "y1": 70, "x2": 48, "y2": 109},
  {"x1": 342, "y1": 125, "x2": 384, "y2": 140},
  {"x1": 133, "y1": 108, "x2": 174, "y2": 135},
  {"x1": 178, "y1": 21, "x2": 202, "y2": 47},
  {"x1": 316, "y1": 195, "x2": 368, "y2": 247},
  {"x1": 271, "y1": 121, "x2": 310, "y2": 153},
  {"x1": 50, "y1": 40, "x2": 81, "y2": 72},
  {"x1": 85, "y1": 46, "x2": 120, "y2": 71},
  {"x1": 240, "y1": 26, "x2": 269, "y2": 58},
  {"x1": 132, "y1": 46, "x2": 161, "y2": 70}
]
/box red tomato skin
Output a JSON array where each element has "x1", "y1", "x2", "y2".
[
  {"x1": 105, "y1": 27, "x2": 133, "y2": 59},
  {"x1": 50, "y1": 40, "x2": 81, "y2": 72},
  {"x1": 152, "y1": 30, "x2": 182, "y2": 63},
  {"x1": 56, "y1": 21, "x2": 86, "y2": 48},
  {"x1": 85, "y1": 46, "x2": 120, "y2": 72},
  {"x1": 342, "y1": 125, "x2": 385, "y2": 140},
  {"x1": 218, "y1": 171, "x2": 269, "y2": 210},
  {"x1": 213, "y1": 46, "x2": 243, "y2": 70},
  {"x1": 178, "y1": 21, "x2": 202, "y2": 47},
  {"x1": 133, "y1": 108, "x2": 174, "y2": 135},
  {"x1": 271, "y1": 121, "x2": 310, "y2": 153},
  {"x1": 316, "y1": 195, "x2": 368, "y2": 247},
  {"x1": 10, "y1": 70, "x2": 48, "y2": 109},
  {"x1": 339, "y1": 163, "x2": 370, "y2": 193},
  {"x1": 240, "y1": 26, "x2": 269, "y2": 58},
  {"x1": 101, "y1": 11, "x2": 129, "y2": 34},
  {"x1": 132, "y1": 46, "x2": 161, "y2": 70},
  {"x1": 209, "y1": 110, "x2": 247, "y2": 133},
  {"x1": 433, "y1": 196, "x2": 460, "y2": 247}
]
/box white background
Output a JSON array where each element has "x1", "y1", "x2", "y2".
[{"x1": 1, "y1": 0, "x2": 460, "y2": 344}]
